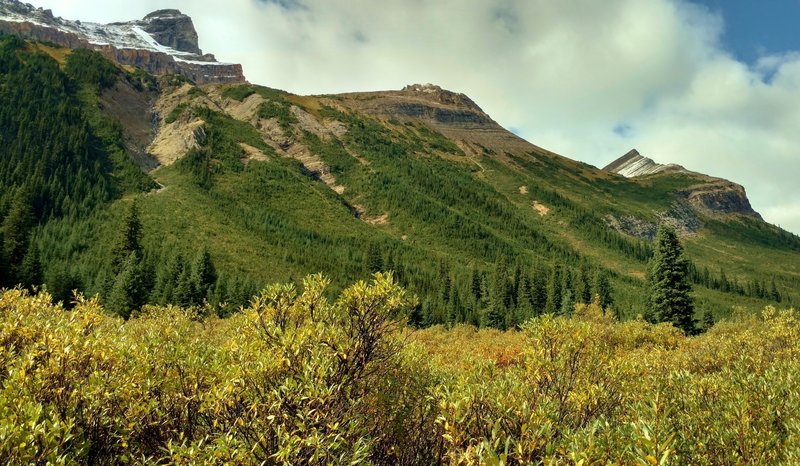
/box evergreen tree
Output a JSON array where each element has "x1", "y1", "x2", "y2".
[
  {"x1": 770, "y1": 278, "x2": 782, "y2": 303},
  {"x1": 515, "y1": 273, "x2": 534, "y2": 325},
  {"x1": 408, "y1": 301, "x2": 424, "y2": 328},
  {"x1": 701, "y1": 309, "x2": 716, "y2": 332},
  {"x1": 174, "y1": 264, "x2": 197, "y2": 307},
  {"x1": 545, "y1": 264, "x2": 563, "y2": 314},
  {"x1": 470, "y1": 269, "x2": 483, "y2": 302},
  {"x1": 530, "y1": 270, "x2": 547, "y2": 314},
  {"x1": 593, "y1": 270, "x2": 614, "y2": 312},
  {"x1": 2, "y1": 189, "x2": 35, "y2": 281},
  {"x1": 488, "y1": 256, "x2": 510, "y2": 329},
  {"x1": 511, "y1": 264, "x2": 522, "y2": 308},
  {"x1": 0, "y1": 232, "x2": 6, "y2": 286},
  {"x1": 45, "y1": 265, "x2": 82, "y2": 307},
  {"x1": 447, "y1": 288, "x2": 462, "y2": 325},
  {"x1": 577, "y1": 263, "x2": 593, "y2": 304},
  {"x1": 192, "y1": 248, "x2": 218, "y2": 304},
  {"x1": 364, "y1": 242, "x2": 383, "y2": 274},
  {"x1": 19, "y1": 246, "x2": 43, "y2": 289},
  {"x1": 438, "y1": 262, "x2": 451, "y2": 304},
  {"x1": 110, "y1": 200, "x2": 143, "y2": 274},
  {"x1": 647, "y1": 226, "x2": 696, "y2": 334},
  {"x1": 561, "y1": 269, "x2": 575, "y2": 315},
  {"x1": 107, "y1": 253, "x2": 146, "y2": 319}
]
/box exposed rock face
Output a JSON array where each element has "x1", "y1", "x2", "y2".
[
  {"x1": 0, "y1": 0, "x2": 246, "y2": 84},
  {"x1": 679, "y1": 181, "x2": 763, "y2": 220},
  {"x1": 602, "y1": 149, "x2": 763, "y2": 238},
  {"x1": 139, "y1": 9, "x2": 200, "y2": 55},
  {"x1": 337, "y1": 83, "x2": 541, "y2": 156},
  {"x1": 606, "y1": 201, "x2": 702, "y2": 239},
  {"x1": 603, "y1": 149, "x2": 687, "y2": 177}
]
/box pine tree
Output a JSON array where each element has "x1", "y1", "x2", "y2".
[
  {"x1": 107, "y1": 253, "x2": 146, "y2": 319},
  {"x1": 647, "y1": 226, "x2": 696, "y2": 334},
  {"x1": 593, "y1": 270, "x2": 614, "y2": 312},
  {"x1": 19, "y1": 246, "x2": 43, "y2": 289},
  {"x1": 560, "y1": 269, "x2": 575, "y2": 315},
  {"x1": 192, "y1": 248, "x2": 217, "y2": 304},
  {"x1": 0, "y1": 232, "x2": 6, "y2": 286},
  {"x1": 45, "y1": 265, "x2": 82, "y2": 307},
  {"x1": 438, "y1": 262, "x2": 451, "y2": 304},
  {"x1": 530, "y1": 270, "x2": 547, "y2": 314},
  {"x1": 515, "y1": 273, "x2": 534, "y2": 324},
  {"x1": 110, "y1": 200, "x2": 143, "y2": 274},
  {"x1": 577, "y1": 263, "x2": 592, "y2": 304},
  {"x1": 2, "y1": 189, "x2": 35, "y2": 281},
  {"x1": 488, "y1": 256, "x2": 510, "y2": 329},
  {"x1": 470, "y1": 269, "x2": 483, "y2": 302},
  {"x1": 364, "y1": 242, "x2": 383, "y2": 274},
  {"x1": 770, "y1": 277, "x2": 782, "y2": 303},
  {"x1": 174, "y1": 264, "x2": 197, "y2": 307},
  {"x1": 545, "y1": 264, "x2": 563, "y2": 314},
  {"x1": 701, "y1": 309, "x2": 716, "y2": 332}
]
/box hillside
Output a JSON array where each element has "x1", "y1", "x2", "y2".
[{"x1": 0, "y1": 12, "x2": 799, "y2": 328}]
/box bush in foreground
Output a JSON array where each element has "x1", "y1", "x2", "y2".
[{"x1": 1, "y1": 277, "x2": 799, "y2": 464}]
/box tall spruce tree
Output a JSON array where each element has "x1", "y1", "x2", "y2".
[
  {"x1": 192, "y1": 248, "x2": 218, "y2": 304},
  {"x1": 364, "y1": 242, "x2": 383, "y2": 274},
  {"x1": 531, "y1": 270, "x2": 547, "y2": 314},
  {"x1": 647, "y1": 226, "x2": 696, "y2": 334},
  {"x1": 2, "y1": 189, "x2": 35, "y2": 282},
  {"x1": 107, "y1": 252, "x2": 146, "y2": 318},
  {"x1": 577, "y1": 263, "x2": 593, "y2": 304},
  {"x1": 545, "y1": 264, "x2": 563, "y2": 314},
  {"x1": 594, "y1": 270, "x2": 614, "y2": 312},
  {"x1": 110, "y1": 200, "x2": 143, "y2": 274}
]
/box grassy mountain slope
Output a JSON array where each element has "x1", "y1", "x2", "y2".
[{"x1": 2, "y1": 40, "x2": 798, "y2": 324}]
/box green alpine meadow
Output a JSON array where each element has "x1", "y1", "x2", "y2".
[{"x1": 1, "y1": 2, "x2": 800, "y2": 464}]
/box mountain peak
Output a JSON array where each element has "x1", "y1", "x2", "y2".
[
  {"x1": 399, "y1": 83, "x2": 484, "y2": 113},
  {"x1": 0, "y1": 0, "x2": 245, "y2": 84},
  {"x1": 603, "y1": 149, "x2": 686, "y2": 178},
  {"x1": 603, "y1": 149, "x2": 762, "y2": 220},
  {"x1": 138, "y1": 9, "x2": 200, "y2": 55},
  {"x1": 144, "y1": 9, "x2": 185, "y2": 19}
]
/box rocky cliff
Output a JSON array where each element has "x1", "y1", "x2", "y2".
[
  {"x1": 604, "y1": 149, "x2": 763, "y2": 222},
  {"x1": 603, "y1": 149, "x2": 687, "y2": 177},
  {"x1": 335, "y1": 83, "x2": 546, "y2": 157},
  {"x1": 0, "y1": 0, "x2": 245, "y2": 84}
]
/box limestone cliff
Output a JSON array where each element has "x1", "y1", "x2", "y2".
[
  {"x1": 0, "y1": 0, "x2": 246, "y2": 84},
  {"x1": 603, "y1": 149, "x2": 763, "y2": 230}
]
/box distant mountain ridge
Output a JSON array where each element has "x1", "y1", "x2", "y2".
[{"x1": 0, "y1": 0, "x2": 245, "y2": 84}]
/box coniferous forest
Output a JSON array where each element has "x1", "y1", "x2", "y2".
[{"x1": 2, "y1": 32, "x2": 800, "y2": 464}]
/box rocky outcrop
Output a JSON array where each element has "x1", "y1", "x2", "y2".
[
  {"x1": 139, "y1": 9, "x2": 200, "y2": 55},
  {"x1": 603, "y1": 149, "x2": 687, "y2": 178},
  {"x1": 606, "y1": 201, "x2": 702, "y2": 239},
  {"x1": 679, "y1": 180, "x2": 763, "y2": 220},
  {"x1": 337, "y1": 84, "x2": 541, "y2": 156},
  {"x1": 0, "y1": 1, "x2": 246, "y2": 84},
  {"x1": 603, "y1": 148, "x2": 763, "y2": 221}
]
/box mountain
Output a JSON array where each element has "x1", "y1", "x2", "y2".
[
  {"x1": 0, "y1": 1, "x2": 245, "y2": 84},
  {"x1": 603, "y1": 149, "x2": 688, "y2": 177},
  {"x1": 1, "y1": 7, "x2": 799, "y2": 327},
  {"x1": 604, "y1": 149, "x2": 763, "y2": 225}
]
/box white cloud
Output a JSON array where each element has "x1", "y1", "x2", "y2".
[{"x1": 34, "y1": 0, "x2": 800, "y2": 234}]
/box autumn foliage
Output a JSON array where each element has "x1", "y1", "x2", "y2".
[{"x1": 1, "y1": 276, "x2": 799, "y2": 464}]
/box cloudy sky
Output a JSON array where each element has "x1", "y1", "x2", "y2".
[{"x1": 34, "y1": 0, "x2": 800, "y2": 234}]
